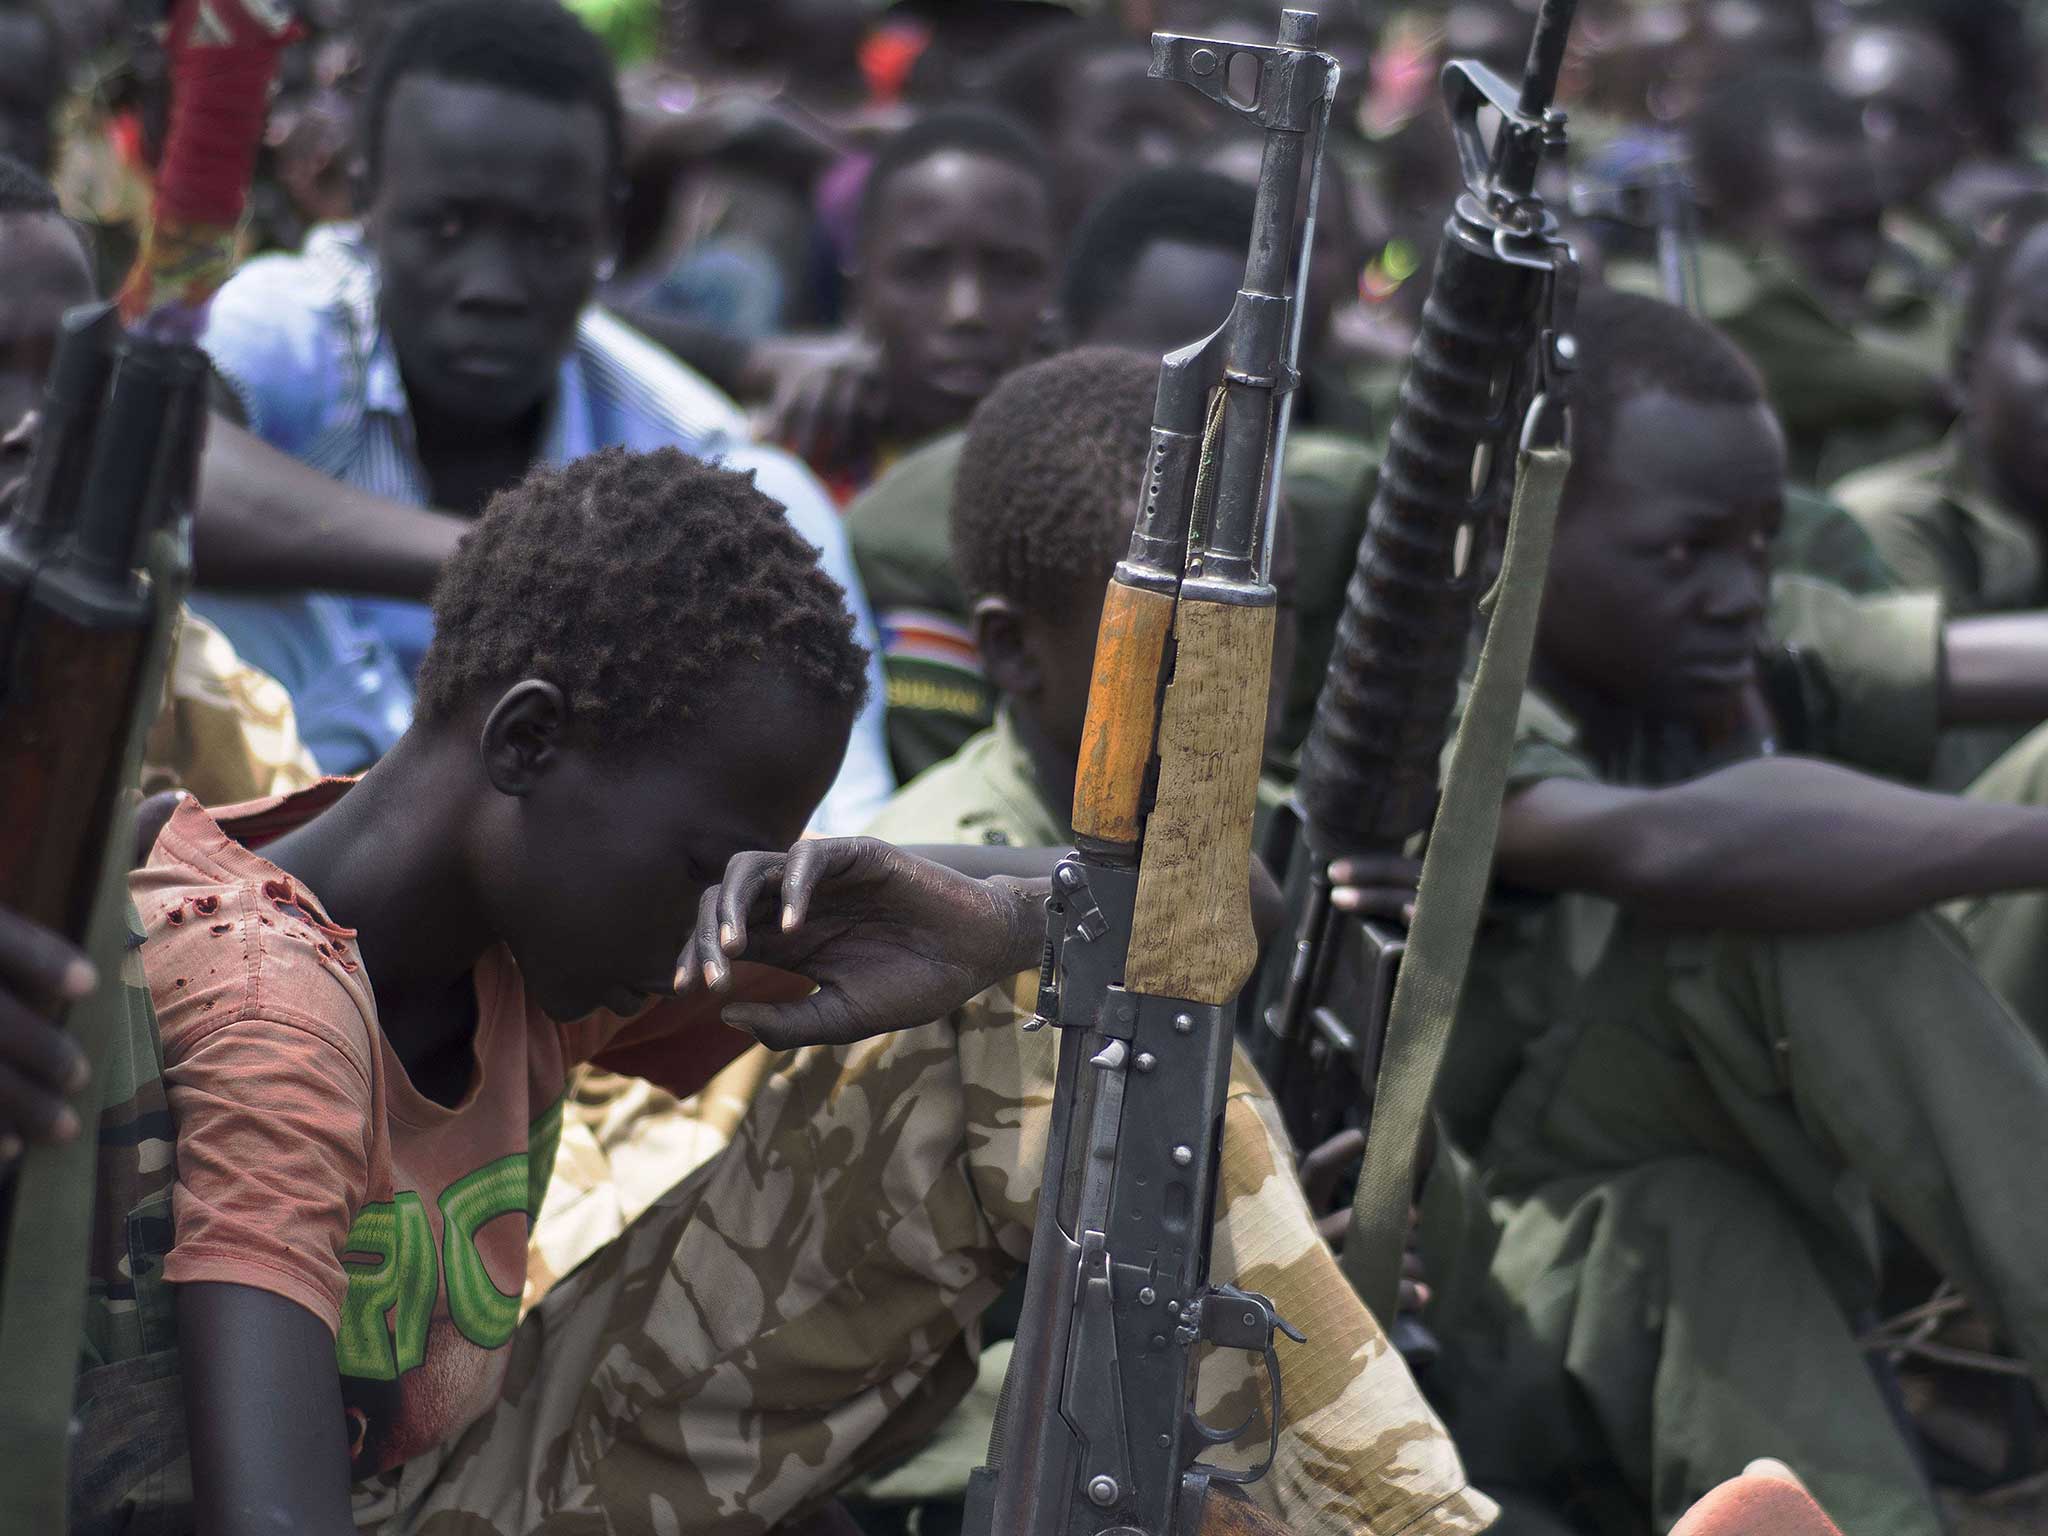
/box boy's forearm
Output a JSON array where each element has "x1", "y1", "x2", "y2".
[
  {"x1": 196, "y1": 418, "x2": 466, "y2": 599},
  {"x1": 1503, "y1": 756, "x2": 2048, "y2": 930},
  {"x1": 1941, "y1": 613, "x2": 2048, "y2": 725}
]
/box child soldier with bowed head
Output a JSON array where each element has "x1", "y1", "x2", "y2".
[
  {"x1": 127, "y1": 446, "x2": 1026, "y2": 1531},
  {"x1": 1392, "y1": 288, "x2": 2048, "y2": 1536},
  {"x1": 116, "y1": 442, "x2": 1490, "y2": 1535}
]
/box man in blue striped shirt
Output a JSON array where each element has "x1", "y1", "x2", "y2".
[{"x1": 190, "y1": 0, "x2": 892, "y2": 831}]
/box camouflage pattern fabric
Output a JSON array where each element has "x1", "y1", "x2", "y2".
[
  {"x1": 365, "y1": 962, "x2": 1491, "y2": 1536},
  {"x1": 488, "y1": 719, "x2": 1492, "y2": 1535},
  {"x1": 69, "y1": 616, "x2": 318, "y2": 1531},
  {"x1": 140, "y1": 608, "x2": 323, "y2": 809},
  {"x1": 69, "y1": 920, "x2": 196, "y2": 1535}
]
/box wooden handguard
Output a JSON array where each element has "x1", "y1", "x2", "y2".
[
  {"x1": 1072, "y1": 579, "x2": 1176, "y2": 846},
  {"x1": 1125, "y1": 598, "x2": 1275, "y2": 1004}
]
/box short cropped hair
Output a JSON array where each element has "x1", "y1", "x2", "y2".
[
  {"x1": 952, "y1": 347, "x2": 1158, "y2": 620},
  {"x1": 1688, "y1": 65, "x2": 1863, "y2": 225},
  {"x1": 360, "y1": 0, "x2": 624, "y2": 188},
  {"x1": 857, "y1": 106, "x2": 1053, "y2": 254},
  {"x1": 1569, "y1": 287, "x2": 1766, "y2": 485},
  {"x1": 416, "y1": 447, "x2": 869, "y2": 741},
  {"x1": 1062, "y1": 168, "x2": 1255, "y2": 339}
]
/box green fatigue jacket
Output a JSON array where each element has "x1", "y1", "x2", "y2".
[
  {"x1": 847, "y1": 429, "x2": 1379, "y2": 785},
  {"x1": 858, "y1": 713, "x2": 1495, "y2": 1536},
  {"x1": 1422, "y1": 589, "x2": 2048, "y2": 1536},
  {"x1": 1608, "y1": 239, "x2": 1954, "y2": 487},
  {"x1": 1832, "y1": 430, "x2": 2048, "y2": 785},
  {"x1": 1832, "y1": 428, "x2": 2048, "y2": 616}
]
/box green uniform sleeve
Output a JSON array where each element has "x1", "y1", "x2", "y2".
[{"x1": 1770, "y1": 575, "x2": 1944, "y2": 781}]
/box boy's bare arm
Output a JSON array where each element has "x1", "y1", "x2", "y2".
[
  {"x1": 196, "y1": 418, "x2": 466, "y2": 599},
  {"x1": 1496, "y1": 757, "x2": 2048, "y2": 930},
  {"x1": 1942, "y1": 613, "x2": 2048, "y2": 724},
  {"x1": 179, "y1": 1281, "x2": 355, "y2": 1536}
]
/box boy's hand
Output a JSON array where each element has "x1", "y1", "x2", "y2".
[
  {"x1": 0, "y1": 905, "x2": 96, "y2": 1166},
  {"x1": 677, "y1": 837, "x2": 1048, "y2": 1050},
  {"x1": 1327, "y1": 854, "x2": 1422, "y2": 925}
]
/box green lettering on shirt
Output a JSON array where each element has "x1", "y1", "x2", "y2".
[
  {"x1": 439, "y1": 1155, "x2": 527, "y2": 1350},
  {"x1": 527, "y1": 1093, "x2": 564, "y2": 1220},
  {"x1": 332, "y1": 1102, "x2": 563, "y2": 1378},
  {"x1": 336, "y1": 1191, "x2": 434, "y2": 1380}
]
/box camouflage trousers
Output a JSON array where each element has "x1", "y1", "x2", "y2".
[{"x1": 349, "y1": 977, "x2": 1492, "y2": 1536}]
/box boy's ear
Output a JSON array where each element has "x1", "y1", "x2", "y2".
[
  {"x1": 972, "y1": 596, "x2": 1042, "y2": 699},
  {"x1": 479, "y1": 680, "x2": 569, "y2": 796}
]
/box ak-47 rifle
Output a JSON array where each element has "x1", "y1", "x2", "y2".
[
  {"x1": 0, "y1": 318, "x2": 209, "y2": 938},
  {"x1": 963, "y1": 13, "x2": 1335, "y2": 1536},
  {"x1": 1254, "y1": 0, "x2": 1579, "y2": 1236}
]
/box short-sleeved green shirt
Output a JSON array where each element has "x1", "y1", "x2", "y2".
[{"x1": 1442, "y1": 576, "x2": 1943, "y2": 1147}]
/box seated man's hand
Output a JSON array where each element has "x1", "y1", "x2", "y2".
[
  {"x1": 676, "y1": 838, "x2": 1047, "y2": 1051},
  {"x1": 744, "y1": 333, "x2": 885, "y2": 466},
  {"x1": 0, "y1": 905, "x2": 96, "y2": 1166}
]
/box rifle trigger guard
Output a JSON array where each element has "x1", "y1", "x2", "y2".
[{"x1": 1181, "y1": 1285, "x2": 1304, "y2": 1485}]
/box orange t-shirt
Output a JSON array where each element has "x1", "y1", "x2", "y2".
[{"x1": 134, "y1": 783, "x2": 782, "y2": 1474}]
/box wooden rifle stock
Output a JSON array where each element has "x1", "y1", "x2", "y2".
[
  {"x1": 967, "y1": 13, "x2": 1335, "y2": 1536},
  {"x1": 0, "y1": 324, "x2": 208, "y2": 941}
]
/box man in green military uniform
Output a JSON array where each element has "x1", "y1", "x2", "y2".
[
  {"x1": 1390, "y1": 289, "x2": 2048, "y2": 1536},
  {"x1": 848, "y1": 167, "x2": 1377, "y2": 783},
  {"x1": 1608, "y1": 65, "x2": 1955, "y2": 488}
]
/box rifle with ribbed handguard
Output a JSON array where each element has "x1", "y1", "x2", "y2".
[
  {"x1": 963, "y1": 13, "x2": 1335, "y2": 1536},
  {"x1": 1255, "y1": 0, "x2": 1579, "y2": 1201}
]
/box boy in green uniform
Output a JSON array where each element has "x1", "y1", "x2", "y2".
[
  {"x1": 848, "y1": 167, "x2": 1378, "y2": 781},
  {"x1": 1609, "y1": 66, "x2": 1955, "y2": 487},
  {"x1": 1399, "y1": 288, "x2": 2048, "y2": 1536}
]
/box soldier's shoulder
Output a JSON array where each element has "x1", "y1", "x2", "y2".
[
  {"x1": 845, "y1": 432, "x2": 967, "y2": 544},
  {"x1": 862, "y1": 729, "x2": 1025, "y2": 847},
  {"x1": 846, "y1": 431, "x2": 969, "y2": 608}
]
